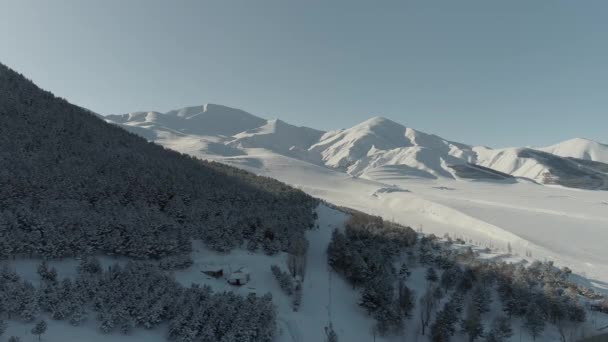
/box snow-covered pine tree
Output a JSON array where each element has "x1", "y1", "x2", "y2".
[
  {"x1": 461, "y1": 300, "x2": 484, "y2": 342},
  {"x1": 31, "y1": 319, "x2": 47, "y2": 340},
  {"x1": 524, "y1": 301, "x2": 546, "y2": 340},
  {"x1": 398, "y1": 280, "x2": 415, "y2": 319},
  {"x1": 293, "y1": 281, "x2": 303, "y2": 312},
  {"x1": 485, "y1": 316, "x2": 513, "y2": 342},
  {"x1": 37, "y1": 261, "x2": 57, "y2": 284},
  {"x1": 271, "y1": 265, "x2": 294, "y2": 296},
  {"x1": 426, "y1": 267, "x2": 438, "y2": 282},
  {"x1": 440, "y1": 265, "x2": 463, "y2": 291},
  {"x1": 419, "y1": 284, "x2": 438, "y2": 336},
  {"x1": 472, "y1": 285, "x2": 492, "y2": 314},
  {"x1": 399, "y1": 262, "x2": 410, "y2": 279},
  {"x1": 0, "y1": 319, "x2": 7, "y2": 337}
]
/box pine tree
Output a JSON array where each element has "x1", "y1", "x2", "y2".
[
  {"x1": 426, "y1": 267, "x2": 438, "y2": 282},
  {"x1": 440, "y1": 265, "x2": 462, "y2": 290},
  {"x1": 431, "y1": 298, "x2": 459, "y2": 341},
  {"x1": 0, "y1": 319, "x2": 7, "y2": 337},
  {"x1": 398, "y1": 281, "x2": 415, "y2": 318},
  {"x1": 31, "y1": 319, "x2": 47, "y2": 340},
  {"x1": 77, "y1": 256, "x2": 102, "y2": 275},
  {"x1": 472, "y1": 285, "x2": 492, "y2": 314},
  {"x1": 462, "y1": 301, "x2": 484, "y2": 342},
  {"x1": 399, "y1": 262, "x2": 410, "y2": 279},
  {"x1": 360, "y1": 283, "x2": 381, "y2": 314},
  {"x1": 270, "y1": 265, "x2": 294, "y2": 296},
  {"x1": 8, "y1": 337, "x2": 21, "y2": 342},
  {"x1": 292, "y1": 281, "x2": 303, "y2": 312},
  {"x1": 419, "y1": 286, "x2": 437, "y2": 336},
  {"x1": 486, "y1": 316, "x2": 513, "y2": 342},
  {"x1": 37, "y1": 261, "x2": 57, "y2": 284},
  {"x1": 524, "y1": 303, "x2": 545, "y2": 340}
]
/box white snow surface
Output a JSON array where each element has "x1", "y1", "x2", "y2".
[
  {"x1": 308, "y1": 116, "x2": 476, "y2": 178},
  {"x1": 537, "y1": 137, "x2": 608, "y2": 163},
  {"x1": 106, "y1": 104, "x2": 267, "y2": 137}
]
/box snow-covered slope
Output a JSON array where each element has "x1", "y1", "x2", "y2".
[
  {"x1": 474, "y1": 146, "x2": 608, "y2": 189},
  {"x1": 537, "y1": 138, "x2": 608, "y2": 163},
  {"x1": 308, "y1": 117, "x2": 476, "y2": 178},
  {"x1": 474, "y1": 146, "x2": 549, "y2": 180},
  {"x1": 230, "y1": 119, "x2": 324, "y2": 156},
  {"x1": 106, "y1": 104, "x2": 266, "y2": 137}
]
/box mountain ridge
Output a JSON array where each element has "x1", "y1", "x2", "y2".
[{"x1": 104, "y1": 103, "x2": 608, "y2": 190}]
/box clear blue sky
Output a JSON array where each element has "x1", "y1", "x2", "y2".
[{"x1": 1, "y1": 0, "x2": 606, "y2": 147}]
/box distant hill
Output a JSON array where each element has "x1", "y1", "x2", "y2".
[{"x1": 537, "y1": 137, "x2": 608, "y2": 164}]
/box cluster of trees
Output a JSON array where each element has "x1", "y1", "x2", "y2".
[
  {"x1": 0, "y1": 62, "x2": 318, "y2": 260},
  {"x1": 271, "y1": 265, "x2": 294, "y2": 296},
  {"x1": 422, "y1": 238, "x2": 591, "y2": 342},
  {"x1": 493, "y1": 261, "x2": 587, "y2": 340},
  {"x1": 0, "y1": 258, "x2": 276, "y2": 342},
  {"x1": 328, "y1": 214, "x2": 604, "y2": 341},
  {"x1": 271, "y1": 262, "x2": 303, "y2": 312},
  {"x1": 327, "y1": 213, "x2": 417, "y2": 335}
]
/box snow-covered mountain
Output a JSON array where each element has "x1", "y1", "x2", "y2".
[
  {"x1": 104, "y1": 104, "x2": 608, "y2": 190},
  {"x1": 230, "y1": 118, "x2": 324, "y2": 156},
  {"x1": 536, "y1": 137, "x2": 608, "y2": 163},
  {"x1": 106, "y1": 104, "x2": 266, "y2": 138},
  {"x1": 308, "y1": 117, "x2": 477, "y2": 179}
]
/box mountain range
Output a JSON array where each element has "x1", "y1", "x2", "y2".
[{"x1": 105, "y1": 104, "x2": 608, "y2": 190}]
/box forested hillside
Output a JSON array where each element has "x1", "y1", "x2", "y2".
[
  {"x1": 327, "y1": 211, "x2": 608, "y2": 341},
  {"x1": 0, "y1": 63, "x2": 317, "y2": 259}
]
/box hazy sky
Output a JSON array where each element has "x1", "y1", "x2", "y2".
[{"x1": 1, "y1": 0, "x2": 606, "y2": 147}]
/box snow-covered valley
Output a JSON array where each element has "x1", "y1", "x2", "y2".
[{"x1": 104, "y1": 104, "x2": 608, "y2": 290}]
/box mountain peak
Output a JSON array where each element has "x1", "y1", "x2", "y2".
[
  {"x1": 358, "y1": 116, "x2": 402, "y2": 127},
  {"x1": 537, "y1": 137, "x2": 608, "y2": 163},
  {"x1": 560, "y1": 137, "x2": 605, "y2": 146}
]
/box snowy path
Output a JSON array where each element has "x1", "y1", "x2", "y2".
[
  {"x1": 277, "y1": 319, "x2": 302, "y2": 342},
  {"x1": 295, "y1": 205, "x2": 391, "y2": 342}
]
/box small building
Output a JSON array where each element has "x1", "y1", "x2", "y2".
[
  {"x1": 227, "y1": 268, "x2": 250, "y2": 286},
  {"x1": 201, "y1": 265, "x2": 225, "y2": 278}
]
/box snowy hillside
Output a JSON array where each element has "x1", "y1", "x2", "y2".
[
  {"x1": 230, "y1": 119, "x2": 324, "y2": 157},
  {"x1": 537, "y1": 138, "x2": 608, "y2": 164},
  {"x1": 308, "y1": 116, "x2": 476, "y2": 178},
  {"x1": 106, "y1": 104, "x2": 266, "y2": 137},
  {"x1": 474, "y1": 147, "x2": 608, "y2": 189}
]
